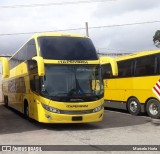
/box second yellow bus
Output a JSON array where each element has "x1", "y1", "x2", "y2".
[{"x1": 102, "y1": 50, "x2": 160, "y2": 119}]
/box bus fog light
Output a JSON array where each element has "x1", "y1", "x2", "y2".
[
  {"x1": 45, "y1": 114, "x2": 52, "y2": 120},
  {"x1": 93, "y1": 105, "x2": 103, "y2": 113},
  {"x1": 42, "y1": 103, "x2": 60, "y2": 114}
]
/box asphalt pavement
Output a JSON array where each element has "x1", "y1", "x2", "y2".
[{"x1": 0, "y1": 103, "x2": 160, "y2": 153}]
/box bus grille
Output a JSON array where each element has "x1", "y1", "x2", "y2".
[{"x1": 59, "y1": 109, "x2": 93, "y2": 115}]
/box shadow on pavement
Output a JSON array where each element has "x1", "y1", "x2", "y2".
[{"x1": 0, "y1": 103, "x2": 152, "y2": 135}]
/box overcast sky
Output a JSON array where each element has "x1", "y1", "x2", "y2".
[{"x1": 0, "y1": 0, "x2": 160, "y2": 55}]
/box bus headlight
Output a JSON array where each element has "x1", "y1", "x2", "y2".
[
  {"x1": 42, "y1": 103, "x2": 60, "y2": 114},
  {"x1": 93, "y1": 105, "x2": 103, "y2": 113}
]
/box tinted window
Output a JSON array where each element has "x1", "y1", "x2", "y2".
[
  {"x1": 27, "y1": 60, "x2": 37, "y2": 72},
  {"x1": 102, "y1": 64, "x2": 112, "y2": 79},
  {"x1": 34, "y1": 76, "x2": 40, "y2": 93},
  {"x1": 30, "y1": 75, "x2": 41, "y2": 93},
  {"x1": 30, "y1": 76, "x2": 35, "y2": 91},
  {"x1": 156, "y1": 54, "x2": 160, "y2": 74},
  {"x1": 134, "y1": 55, "x2": 156, "y2": 76},
  {"x1": 18, "y1": 45, "x2": 27, "y2": 61},
  {"x1": 27, "y1": 39, "x2": 37, "y2": 60},
  {"x1": 38, "y1": 36, "x2": 98, "y2": 60},
  {"x1": 118, "y1": 60, "x2": 133, "y2": 77},
  {"x1": 10, "y1": 39, "x2": 37, "y2": 69},
  {"x1": 19, "y1": 77, "x2": 26, "y2": 93},
  {"x1": 41, "y1": 65, "x2": 103, "y2": 102}
]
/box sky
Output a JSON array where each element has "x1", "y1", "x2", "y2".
[{"x1": 0, "y1": 0, "x2": 160, "y2": 55}]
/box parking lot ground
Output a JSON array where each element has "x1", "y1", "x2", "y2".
[{"x1": 0, "y1": 103, "x2": 160, "y2": 153}]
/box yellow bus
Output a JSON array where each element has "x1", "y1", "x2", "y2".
[
  {"x1": 102, "y1": 50, "x2": 160, "y2": 119},
  {"x1": 1, "y1": 32, "x2": 118, "y2": 123}
]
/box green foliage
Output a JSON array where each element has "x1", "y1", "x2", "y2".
[
  {"x1": 153, "y1": 30, "x2": 160, "y2": 42},
  {"x1": 153, "y1": 30, "x2": 160, "y2": 48}
]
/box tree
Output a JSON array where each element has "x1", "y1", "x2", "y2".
[{"x1": 153, "y1": 30, "x2": 160, "y2": 48}]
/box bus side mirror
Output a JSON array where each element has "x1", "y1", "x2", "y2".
[
  {"x1": 0, "y1": 57, "x2": 9, "y2": 78},
  {"x1": 32, "y1": 56, "x2": 45, "y2": 76},
  {"x1": 100, "y1": 56, "x2": 118, "y2": 76}
]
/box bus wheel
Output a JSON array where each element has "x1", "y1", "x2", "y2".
[
  {"x1": 4, "y1": 96, "x2": 8, "y2": 107},
  {"x1": 146, "y1": 99, "x2": 160, "y2": 119},
  {"x1": 127, "y1": 97, "x2": 141, "y2": 116},
  {"x1": 24, "y1": 102, "x2": 29, "y2": 118}
]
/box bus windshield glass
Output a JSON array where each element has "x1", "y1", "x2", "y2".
[
  {"x1": 41, "y1": 65, "x2": 103, "y2": 102},
  {"x1": 38, "y1": 36, "x2": 98, "y2": 60}
]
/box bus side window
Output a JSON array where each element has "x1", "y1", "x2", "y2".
[
  {"x1": 134, "y1": 55, "x2": 155, "y2": 76},
  {"x1": 118, "y1": 60, "x2": 132, "y2": 77},
  {"x1": 19, "y1": 77, "x2": 26, "y2": 93},
  {"x1": 30, "y1": 76, "x2": 35, "y2": 92},
  {"x1": 9, "y1": 39, "x2": 37, "y2": 70},
  {"x1": 34, "y1": 76, "x2": 40, "y2": 93},
  {"x1": 102, "y1": 64, "x2": 112, "y2": 79},
  {"x1": 27, "y1": 39, "x2": 37, "y2": 72},
  {"x1": 27, "y1": 60, "x2": 37, "y2": 72},
  {"x1": 27, "y1": 39, "x2": 37, "y2": 60},
  {"x1": 156, "y1": 55, "x2": 160, "y2": 74},
  {"x1": 30, "y1": 75, "x2": 40, "y2": 93}
]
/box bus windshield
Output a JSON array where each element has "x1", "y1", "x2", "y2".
[
  {"x1": 41, "y1": 65, "x2": 103, "y2": 102},
  {"x1": 38, "y1": 36, "x2": 98, "y2": 60}
]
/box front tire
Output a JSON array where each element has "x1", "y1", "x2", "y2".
[
  {"x1": 24, "y1": 102, "x2": 29, "y2": 118},
  {"x1": 146, "y1": 99, "x2": 160, "y2": 119},
  {"x1": 127, "y1": 97, "x2": 141, "y2": 116}
]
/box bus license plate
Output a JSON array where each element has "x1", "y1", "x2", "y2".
[{"x1": 72, "y1": 116, "x2": 83, "y2": 121}]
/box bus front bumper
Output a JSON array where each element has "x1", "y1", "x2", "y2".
[{"x1": 36, "y1": 108, "x2": 104, "y2": 123}]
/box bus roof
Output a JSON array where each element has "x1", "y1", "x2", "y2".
[
  {"x1": 9, "y1": 32, "x2": 88, "y2": 59},
  {"x1": 31, "y1": 32, "x2": 87, "y2": 39},
  {"x1": 115, "y1": 49, "x2": 160, "y2": 61}
]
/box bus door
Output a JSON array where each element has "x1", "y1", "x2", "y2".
[{"x1": 29, "y1": 74, "x2": 41, "y2": 118}]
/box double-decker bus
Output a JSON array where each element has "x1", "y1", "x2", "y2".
[
  {"x1": 102, "y1": 50, "x2": 160, "y2": 119},
  {"x1": 1, "y1": 33, "x2": 118, "y2": 123}
]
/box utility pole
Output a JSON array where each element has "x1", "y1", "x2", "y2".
[{"x1": 85, "y1": 22, "x2": 89, "y2": 37}]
